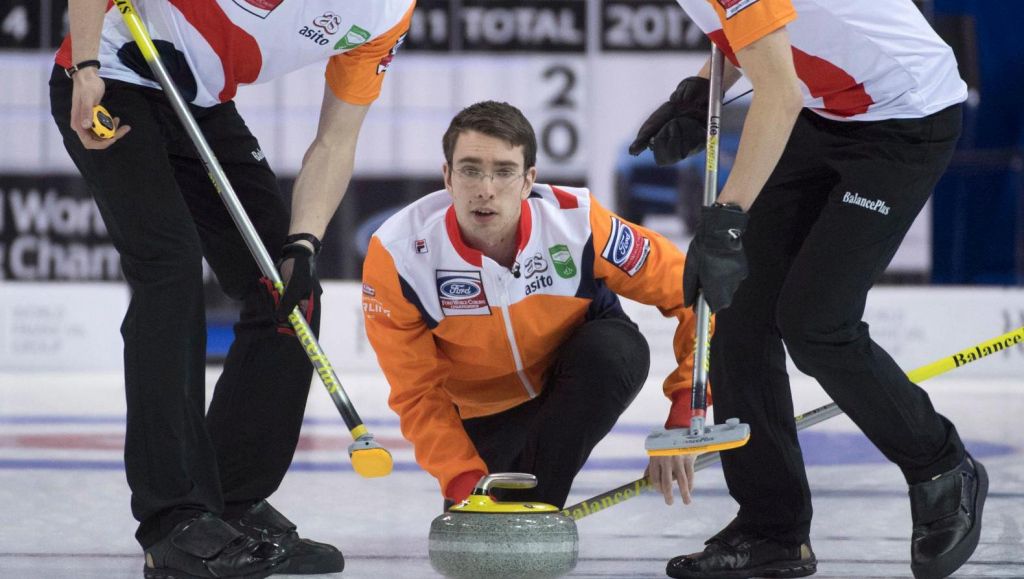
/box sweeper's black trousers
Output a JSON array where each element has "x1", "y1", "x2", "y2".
[
  {"x1": 49, "y1": 67, "x2": 318, "y2": 548},
  {"x1": 462, "y1": 316, "x2": 650, "y2": 508},
  {"x1": 711, "y1": 105, "x2": 966, "y2": 544}
]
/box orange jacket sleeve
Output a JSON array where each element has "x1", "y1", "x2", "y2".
[
  {"x1": 708, "y1": 0, "x2": 796, "y2": 53},
  {"x1": 589, "y1": 197, "x2": 701, "y2": 428},
  {"x1": 362, "y1": 236, "x2": 489, "y2": 494},
  {"x1": 324, "y1": 2, "x2": 414, "y2": 105}
]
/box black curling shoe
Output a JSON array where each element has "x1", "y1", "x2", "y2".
[
  {"x1": 143, "y1": 513, "x2": 287, "y2": 579},
  {"x1": 229, "y1": 500, "x2": 345, "y2": 575},
  {"x1": 666, "y1": 520, "x2": 817, "y2": 579},
  {"x1": 909, "y1": 453, "x2": 988, "y2": 579}
]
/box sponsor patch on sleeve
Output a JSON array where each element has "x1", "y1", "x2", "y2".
[
  {"x1": 601, "y1": 217, "x2": 651, "y2": 277},
  {"x1": 717, "y1": 0, "x2": 759, "y2": 18},
  {"x1": 377, "y1": 32, "x2": 407, "y2": 74}
]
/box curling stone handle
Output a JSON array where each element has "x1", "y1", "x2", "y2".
[{"x1": 475, "y1": 472, "x2": 538, "y2": 494}]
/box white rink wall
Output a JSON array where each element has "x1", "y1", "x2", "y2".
[{"x1": 2, "y1": 282, "x2": 1022, "y2": 379}]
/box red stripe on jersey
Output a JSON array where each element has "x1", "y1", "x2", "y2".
[
  {"x1": 445, "y1": 206, "x2": 483, "y2": 267},
  {"x1": 515, "y1": 200, "x2": 532, "y2": 252},
  {"x1": 55, "y1": 1, "x2": 114, "y2": 68},
  {"x1": 707, "y1": 30, "x2": 872, "y2": 118},
  {"x1": 550, "y1": 186, "x2": 579, "y2": 210},
  {"x1": 444, "y1": 203, "x2": 532, "y2": 266},
  {"x1": 791, "y1": 48, "x2": 873, "y2": 117},
  {"x1": 707, "y1": 30, "x2": 740, "y2": 68},
  {"x1": 56, "y1": 36, "x2": 73, "y2": 68},
  {"x1": 168, "y1": 0, "x2": 261, "y2": 102}
]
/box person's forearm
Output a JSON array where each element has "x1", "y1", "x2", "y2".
[
  {"x1": 288, "y1": 139, "x2": 356, "y2": 239},
  {"x1": 715, "y1": 87, "x2": 801, "y2": 210},
  {"x1": 715, "y1": 29, "x2": 803, "y2": 211},
  {"x1": 70, "y1": 0, "x2": 108, "y2": 63}
]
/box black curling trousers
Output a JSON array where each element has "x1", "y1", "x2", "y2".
[
  {"x1": 49, "y1": 66, "x2": 319, "y2": 548},
  {"x1": 462, "y1": 316, "x2": 651, "y2": 508},
  {"x1": 711, "y1": 106, "x2": 966, "y2": 544}
]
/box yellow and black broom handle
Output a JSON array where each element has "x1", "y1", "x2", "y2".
[
  {"x1": 563, "y1": 326, "x2": 1024, "y2": 520},
  {"x1": 113, "y1": 0, "x2": 391, "y2": 477}
]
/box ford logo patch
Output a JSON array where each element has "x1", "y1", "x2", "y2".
[
  {"x1": 613, "y1": 227, "x2": 634, "y2": 263},
  {"x1": 439, "y1": 278, "x2": 481, "y2": 299}
]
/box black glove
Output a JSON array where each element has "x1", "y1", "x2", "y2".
[
  {"x1": 274, "y1": 234, "x2": 321, "y2": 324},
  {"x1": 683, "y1": 204, "x2": 749, "y2": 313},
  {"x1": 629, "y1": 76, "x2": 710, "y2": 166}
]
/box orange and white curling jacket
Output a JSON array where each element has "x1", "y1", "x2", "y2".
[{"x1": 362, "y1": 184, "x2": 699, "y2": 496}]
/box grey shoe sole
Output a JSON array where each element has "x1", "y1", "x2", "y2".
[
  {"x1": 667, "y1": 559, "x2": 817, "y2": 579},
  {"x1": 143, "y1": 559, "x2": 288, "y2": 579}
]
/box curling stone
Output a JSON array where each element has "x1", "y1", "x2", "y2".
[{"x1": 428, "y1": 473, "x2": 579, "y2": 579}]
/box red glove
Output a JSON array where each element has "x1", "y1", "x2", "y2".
[
  {"x1": 445, "y1": 470, "x2": 486, "y2": 504},
  {"x1": 665, "y1": 389, "x2": 694, "y2": 429}
]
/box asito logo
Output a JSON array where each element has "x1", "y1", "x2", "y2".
[
  {"x1": 299, "y1": 12, "x2": 341, "y2": 46},
  {"x1": 313, "y1": 12, "x2": 342, "y2": 35},
  {"x1": 522, "y1": 252, "x2": 549, "y2": 278},
  {"x1": 520, "y1": 252, "x2": 553, "y2": 296},
  {"x1": 524, "y1": 274, "x2": 554, "y2": 296}
]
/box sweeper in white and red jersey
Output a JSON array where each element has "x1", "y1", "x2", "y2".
[
  {"x1": 629, "y1": 1, "x2": 983, "y2": 578},
  {"x1": 51, "y1": 2, "x2": 412, "y2": 577}
]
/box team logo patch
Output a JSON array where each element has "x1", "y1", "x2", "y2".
[
  {"x1": 717, "y1": 0, "x2": 759, "y2": 19},
  {"x1": 548, "y1": 244, "x2": 577, "y2": 279},
  {"x1": 436, "y1": 270, "x2": 490, "y2": 316},
  {"x1": 377, "y1": 32, "x2": 407, "y2": 74},
  {"x1": 335, "y1": 25, "x2": 371, "y2": 51},
  {"x1": 601, "y1": 217, "x2": 650, "y2": 277},
  {"x1": 231, "y1": 0, "x2": 282, "y2": 19}
]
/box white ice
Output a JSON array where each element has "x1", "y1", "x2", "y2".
[{"x1": 1, "y1": 368, "x2": 1022, "y2": 578}]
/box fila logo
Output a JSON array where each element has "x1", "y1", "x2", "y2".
[{"x1": 842, "y1": 191, "x2": 891, "y2": 215}]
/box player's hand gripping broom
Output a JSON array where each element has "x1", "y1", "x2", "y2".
[
  {"x1": 645, "y1": 45, "x2": 751, "y2": 458},
  {"x1": 112, "y1": 0, "x2": 391, "y2": 477}
]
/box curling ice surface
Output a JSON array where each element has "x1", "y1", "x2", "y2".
[{"x1": 0, "y1": 370, "x2": 1022, "y2": 577}]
